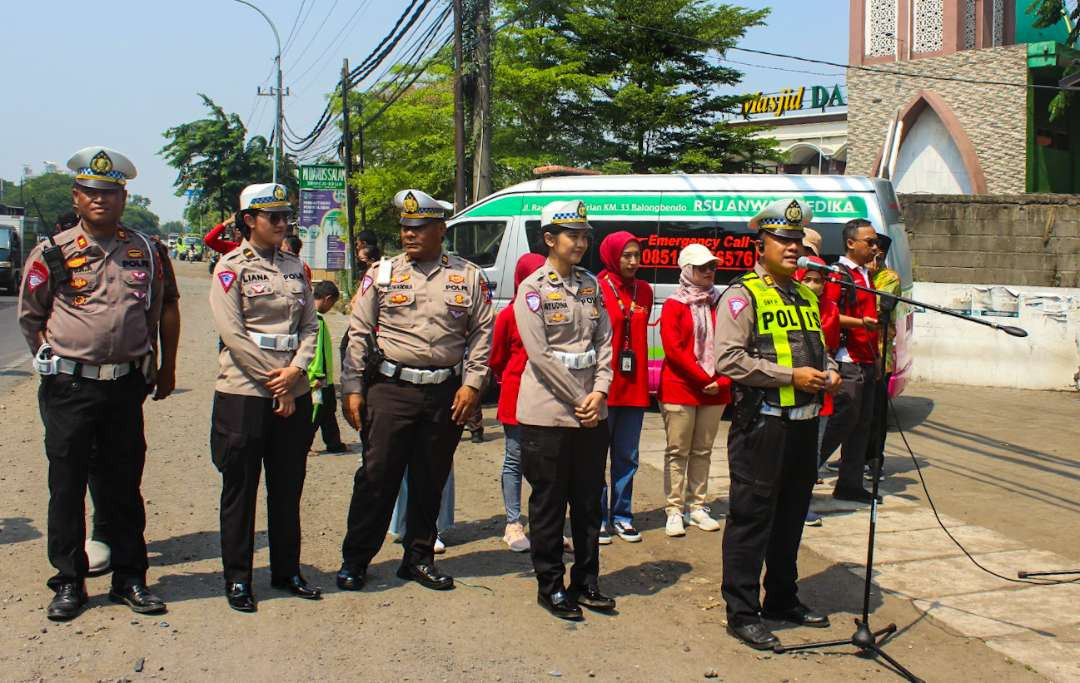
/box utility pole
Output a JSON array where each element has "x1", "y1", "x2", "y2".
[
  {"x1": 453, "y1": 0, "x2": 467, "y2": 211},
  {"x1": 341, "y1": 59, "x2": 357, "y2": 279},
  {"x1": 357, "y1": 89, "x2": 367, "y2": 233},
  {"x1": 471, "y1": 0, "x2": 493, "y2": 200}
]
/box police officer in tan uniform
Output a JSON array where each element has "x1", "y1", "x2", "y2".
[
  {"x1": 514, "y1": 200, "x2": 616, "y2": 621},
  {"x1": 18, "y1": 146, "x2": 169, "y2": 621},
  {"x1": 337, "y1": 189, "x2": 493, "y2": 592},
  {"x1": 714, "y1": 199, "x2": 842, "y2": 649},
  {"x1": 208, "y1": 183, "x2": 321, "y2": 612},
  {"x1": 85, "y1": 230, "x2": 182, "y2": 575}
]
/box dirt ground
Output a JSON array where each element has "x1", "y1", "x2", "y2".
[{"x1": 0, "y1": 261, "x2": 1071, "y2": 681}]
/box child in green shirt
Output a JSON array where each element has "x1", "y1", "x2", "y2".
[{"x1": 308, "y1": 280, "x2": 348, "y2": 454}]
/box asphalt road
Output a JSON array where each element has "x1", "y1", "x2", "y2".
[{"x1": 0, "y1": 294, "x2": 31, "y2": 394}]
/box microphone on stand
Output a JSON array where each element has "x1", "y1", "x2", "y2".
[{"x1": 796, "y1": 256, "x2": 845, "y2": 275}]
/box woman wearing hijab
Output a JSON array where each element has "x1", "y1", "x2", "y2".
[
  {"x1": 596, "y1": 231, "x2": 653, "y2": 544},
  {"x1": 490, "y1": 253, "x2": 548, "y2": 552},
  {"x1": 658, "y1": 244, "x2": 730, "y2": 537}
]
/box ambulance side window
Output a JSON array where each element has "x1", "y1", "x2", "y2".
[
  {"x1": 524, "y1": 219, "x2": 660, "y2": 283},
  {"x1": 446, "y1": 220, "x2": 507, "y2": 267}
]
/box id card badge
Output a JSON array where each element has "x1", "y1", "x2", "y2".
[{"x1": 619, "y1": 349, "x2": 635, "y2": 374}]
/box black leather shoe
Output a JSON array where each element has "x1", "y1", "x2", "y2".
[
  {"x1": 763, "y1": 603, "x2": 830, "y2": 628},
  {"x1": 833, "y1": 486, "x2": 882, "y2": 504},
  {"x1": 568, "y1": 584, "x2": 616, "y2": 611},
  {"x1": 396, "y1": 563, "x2": 454, "y2": 590},
  {"x1": 109, "y1": 584, "x2": 166, "y2": 614},
  {"x1": 271, "y1": 575, "x2": 323, "y2": 600},
  {"x1": 727, "y1": 621, "x2": 780, "y2": 650},
  {"x1": 470, "y1": 429, "x2": 484, "y2": 444},
  {"x1": 538, "y1": 590, "x2": 583, "y2": 621},
  {"x1": 225, "y1": 582, "x2": 256, "y2": 613},
  {"x1": 336, "y1": 567, "x2": 366, "y2": 591},
  {"x1": 47, "y1": 583, "x2": 88, "y2": 621}
]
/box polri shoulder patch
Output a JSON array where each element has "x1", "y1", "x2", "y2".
[
  {"x1": 218, "y1": 270, "x2": 237, "y2": 293},
  {"x1": 728, "y1": 296, "x2": 749, "y2": 319}
]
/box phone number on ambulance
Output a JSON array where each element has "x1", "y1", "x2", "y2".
[{"x1": 640, "y1": 247, "x2": 755, "y2": 270}]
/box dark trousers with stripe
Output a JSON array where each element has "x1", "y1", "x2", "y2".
[
  {"x1": 38, "y1": 371, "x2": 150, "y2": 591},
  {"x1": 520, "y1": 421, "x2": 608, "y2": 596},
  {"x1": 211, "y1": 392, "x2": 313, "y2": 584},
  {"x1": 341, "y1": 379, "x2": 462, "y2": 570}
]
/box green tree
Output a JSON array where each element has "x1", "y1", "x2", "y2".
[
  {"x1": 0, "y1": 172, "x2": 162, "y2": 234},
  {"x1": 122, "y1": 204, "x2": 161, "y2": 235},
  {"x1": 543, "y1": 0, "x2": 775, "y2": 172},
  {"x1": 161, "y1": 220, "x2": 185, "y2": 236},
  {"x1": 161, "y1": 94, "x2": 296, "y2": 228},
  {"x1": 339, "y1": 0, "x2": 778, "y2": 236},
  {"x1": 4, "y1": 172, "x2": 76, "y2": 229}
]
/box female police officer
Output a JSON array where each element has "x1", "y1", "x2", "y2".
[
  {"x1": 514, "y1": 200, "x2": 615, "y2": 621},
  {"x1": 208, "y1": 183, "x2": 321, "y2": 612}
]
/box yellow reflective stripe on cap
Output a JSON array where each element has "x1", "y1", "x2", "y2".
[{"x1": 75, "y1": 173, "x2": 125, "y2": 185}]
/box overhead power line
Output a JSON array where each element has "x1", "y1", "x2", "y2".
[
  {"x1": 281, "y1": 0, "x2": 310, "y2": 56},
  {"x1": 285, "y1": 0, "x2": 438, "y2": 151},
  {"x1": 625, "y1": 22, "x2": 1080, "y2": 93}
]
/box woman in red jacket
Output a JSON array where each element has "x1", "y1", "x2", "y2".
[
  {"x1": 490, "y1": 253, "x2": 547, "y2": 552},
  {"x1": 596, "y1": 231, "x2": 653, "y2": 544},
  {"x1": 658, "y1": 244, "x2": 730, "y2": 537},
  {"x1": 203, "y1": 216, "x2": 242, "y2": 255}
]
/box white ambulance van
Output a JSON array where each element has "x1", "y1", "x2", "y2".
[{"x1": 445, "y1": 174, "x2": 914, "y2": 397}]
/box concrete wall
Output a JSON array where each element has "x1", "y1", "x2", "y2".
[
  {"x1": 908, "y1": 282, "x2": 1080, "y2": 390},
  {"x1": 898, "y1": 193, "x2": 1080, "y2": 390},
  {"x1": 847, "y1": 44, "x2": 1028, "y2": 194},
  {"x1": 901, "y1": 193, "x2": 1080, "y2": 287}
]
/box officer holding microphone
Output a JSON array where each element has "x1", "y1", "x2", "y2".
[{"x1": 714, "y1": 199, "x2": 841, "y2": 649}]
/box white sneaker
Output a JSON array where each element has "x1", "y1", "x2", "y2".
[
  {"x1": 665, "y1": 513, "x2": 686, "y2": 537},
  {"x1": 85, "y1": 539, "x2": 111, "y2": 575},
  {"x1": 687, "y1": 508, "x2": 721, "y2": 532},
  {"x1": 434, "y1": 535, "x2": 446, "y2": 554},
  {"x1": 503, "y1": 522, "x2": 531, "y2": 553}
]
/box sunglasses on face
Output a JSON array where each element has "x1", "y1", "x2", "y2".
[{"x1": 260, "y1": 212, "x2": 291, "y2": 224}]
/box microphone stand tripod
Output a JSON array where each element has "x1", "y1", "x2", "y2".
[{"x1": 773, "y1": 271, "x2": 1027, "y2": 682}]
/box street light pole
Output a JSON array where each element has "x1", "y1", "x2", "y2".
[{"x1": 232, "y1": 0, "x2": 283, "y2": 184}]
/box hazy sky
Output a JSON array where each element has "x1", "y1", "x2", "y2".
[{"x1": 0, "y1": 1, "x2": 848, "y2": 223}]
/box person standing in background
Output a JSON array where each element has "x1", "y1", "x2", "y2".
[
  {"x1": 306, "y1": 280, "x2": 348, "y2": 455},
  {"x1": 819, "y1": 220, "x2": 880, "y2": 503},
  {"x1": 595, "y1": 231, "x2": 652, "y2": 545},
  {"x1": 864, "y1": 233, "x2": 901, "y2": 480},
  {"x1": 490, "y1": 252, "x2": 547, "y2": 552},
  {"x1": 204, "y1": 215, "x2": 243, "y2": 255},
  {"x1": 282, "y1": 235, "x2": 312, "y2": 283},
  {"x1": 658, "y1": 244, "x2": 729, "y2": 538}
]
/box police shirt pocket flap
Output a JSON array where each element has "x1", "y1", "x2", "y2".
[
  {"x1": 444, "y1": 291, "x2": 472, "y2": 308},
  {"x1": 63, "y1": 273, "x2": 97, "y2": 294},
  {"x1": 122, "y1": 271, "x2": 150, "y2": 288},
  {"x1": 385, "y1": 290, "x2": 415, "y2": 307},
  {"x1": 542, "y1": 308, "x2": 573, "y2": 325},
  {"x1": 243, "y1": 283, "x2": 274, "y2": 297},
  {"x1": 286, "y1": 280, "x2": 307, "y2": 294}
]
